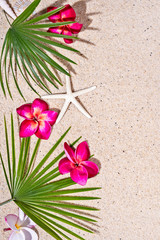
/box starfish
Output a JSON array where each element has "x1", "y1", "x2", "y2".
[{"x1": 42, "y1": 75, "x2": 96, "y2": 124}]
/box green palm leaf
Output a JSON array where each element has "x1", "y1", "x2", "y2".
[
  {"x1": 0, "y1": 115, "x2": 100, "y2": 239},
  {"x1": 0, "y1": 0, "x2": 79, "y2": 99}
]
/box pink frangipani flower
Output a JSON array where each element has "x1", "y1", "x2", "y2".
[
  {"x1": 59, "y1": 141, "x2": 99, "y2": 186},
  {"x1": 47, "y1": 4, "x2": 83, "y2": 44},
  {"x1": 4, "y1": 208, "x2": 38, "y2": 240},
  {"x1": 17, "y1": 98, "x2": 58, "y2": 140}
]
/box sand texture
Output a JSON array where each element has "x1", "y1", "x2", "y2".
[{"x1": 0, "y1": 0, "x2": 160, "y2": 239}]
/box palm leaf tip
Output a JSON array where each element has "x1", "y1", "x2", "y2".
[{"x1": 1, "y1": 0, "x2": 79, "y2": 99}]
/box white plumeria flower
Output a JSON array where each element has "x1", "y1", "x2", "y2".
[{"x1": 5, "y1": 208, "x2": 38, "y2": 240}]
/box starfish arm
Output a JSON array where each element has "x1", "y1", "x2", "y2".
[
  {"x1": 73, "y1": 86, "x2": 96, "y2": 97},
  {"x1": 56, "y1": 100, "x2": 70, "y2": 124},
  {"x1": 42, "y1": 94, "x2": 67, "y2": 99},
  {"x1": 66, "y1": 75, "x2": 72, "y2": 95},
  {"x1": 71, "y1": 97, "x2": 91, "y2": 119}
]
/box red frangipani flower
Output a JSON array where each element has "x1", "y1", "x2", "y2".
[
  {"x1": 16, "y1": 98, "x2": 58, "y2": 140},
  {"x1": 47, "y1": 4, "x2": 83, "y2": 44},
  {"x1": 59, "y1": 141, "x2": 99, "y2": 186}
]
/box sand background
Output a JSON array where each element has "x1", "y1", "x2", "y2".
[{"x1": 0, "y1": 0, "x2": 160, "y2": 239}]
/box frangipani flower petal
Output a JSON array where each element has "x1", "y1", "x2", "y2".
[
  {"x1": 17, "y1": 98, "x2": 57, "y2": 140},
  {"x1": 69, "y1": 23, "x2": 83, "y2": 34},
  {"x1": 59, "y1": 140, "x2": 99, "y2": 185},
  {"x1": 47, "y1": 4, "x2": 82, "y2": 44},
  {"x1": 76, "y1": 141, "x2": 90, "y2": 162},
  {"x1": 9, "y1": 231, "x2": 25, "y2": 240},
  {"x1": 48, "y1": 27, "x2": 63, "y2": 34},
  {"x1": 3, "y1": 227, "x2": 11, "y2": 232},
  {"x1": 70, "y1": 165, "x2": 88, "y2": 186},
  {"x1": 21, "y1": 228, "x2": 38, "y2": 240},
  {"x1": 5, "y1": 209, "x2": 37, "y2": 240},
  {"x1": 62, "y1": 28, "x2": 73, "y2": 44},
  {"x1": 39, "y1": 110, "x2": 58, "y2": 126},
  {"x1": 16, "y1": 208, "x2": 25, "y2": 226},
  {"x1": 32, "y1": 98, "x2": 48, "y2": 117},
  {"x1": 18, "y1": 208, "x2": 25, "y2": 222},
  {"x1": 27, "y1": 217, "x2": 36, "y2": 228},
  {"x1": 35, "y1": 121, "x2": 51, "y2": 139},
  {"x1": 61, "y1": 4, "x2": 76, "y2": 21},
  {"x1": 16, "y1": 104, "x2": 33, "y2": 120},
  {"x1": 64, "y1": 38, "x2": 73, "y2": 44},
  {"x1": 20, "y1": 229, "x2": 31, "y2": 240},
  {"x1": 64, "y1": 142, "x2": 75, "y2": 163},
  {"x1": 20, "y1": 120, "x2": 39, "y2": 138},
  {"x1": 59, "y1": 157, "x2": 74, "y2": 174},
  {"x1": 19, "y1": 215, "x2": 35, "y2": 228},
  {"x1": 5, "y1": 215, "x2": 18, "y2": 231},
  {"x1": 47, "y1": 7, "x2": 61, "y2": 22},
  {"x1": 82, "y1": 161, "x2": 99, "y2": 178}
]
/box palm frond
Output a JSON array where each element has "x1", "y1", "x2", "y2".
[
  {"x1": 0, "y1": 0, "x2": 79, "y2": 99},
  {"x1": 1, "y1": 115, "x2": 100, "y2": 239}
]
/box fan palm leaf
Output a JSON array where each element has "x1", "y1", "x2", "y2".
[
  {"x1": 0, "y1": 115, "x2": 100, "y2": 239},
  {"x1": 0, "y1": 0, "x2": 79, "y2": 99}
]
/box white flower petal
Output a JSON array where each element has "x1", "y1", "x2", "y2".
[
  {"x1": 19, "y1": 208, "x2": 25, "y2": 221},
  {"x1": 20, "y1": 216, "x2": 35, "y2": 228},
  {"x1": 17, "y1": 209, "x2": 26, "y2": 226},
  {"x1": 21, "y1": 229, "x2": 32, "y2": 240},
  {"x1": 9, "y1": 231, "x2": 25, "y2": 240},
  {"x1": 18, "y1": 216, "x2": 29, "y2": 227},
  {"x1": 5, "y1": 214, "x2": 18, "y2": 230},
  {"x1": 18, "y1": 208, "x2": 36, "y2": 227},
  {"x1": 22, "y1": 227, "x2": 38, "y2": 240},
  {"x1": 28, "y1": 218, "x2": 36, "y2": 227}
]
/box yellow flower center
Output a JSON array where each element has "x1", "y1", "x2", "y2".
[{"x1": 15, "y1": 223, "x2": 20, "y2": 230}]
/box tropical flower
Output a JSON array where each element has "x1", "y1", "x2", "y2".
[
  {"x1": 4, "y1": 208, "x2": 38, "y2": 240},
  {"x1": 47, "y1": 4, "x2": 83, "y2": 44},
  {"x1": 17, "y1": 98, "x2": 58, "y2": 139},
  {"x1": 59, "y1": 141, "x2": 99, "y2": 185}
]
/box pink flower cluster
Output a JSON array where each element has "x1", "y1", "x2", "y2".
[
  {"x1": 47, "y1": 4, "x2": 83, "y2": 44},
  {"x1": 16, "y1": 98, "x2": 99, "y2": 185}
]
